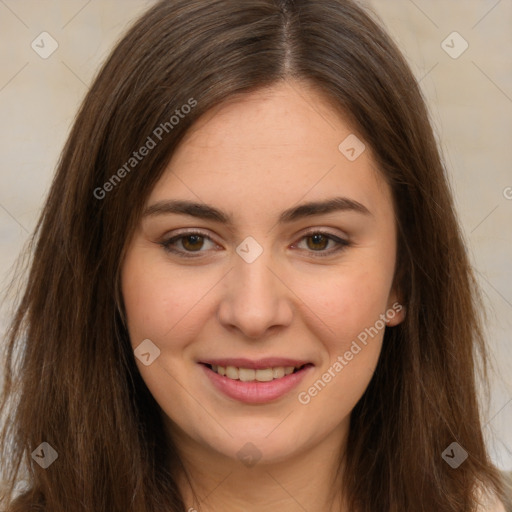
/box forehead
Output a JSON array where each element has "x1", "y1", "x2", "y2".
[
  {"x1": 148, "y1": 81, "x2": 392, "y2": 221},
  {"x1": 175, "y1": 81, "x2": 353, "y2": 162}
]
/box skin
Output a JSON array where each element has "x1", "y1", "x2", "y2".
[{"x1": 121, "y1": 79, "x2": 406, "y2": 512}]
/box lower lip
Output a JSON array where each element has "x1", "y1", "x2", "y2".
[{"x1": 200, "y1": 364, "x2": 314, "y2": 404}]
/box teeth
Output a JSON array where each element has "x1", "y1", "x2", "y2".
[
  {"x1": 210, "y1": 364, "x2": 304, "y2": 381},
  {"x1": 239, "y1": 368, "x2": 256, "y2": 382},
  {"x1": 273, "y1": 367, "x2": 285, "y2": 378},
  {"x1": 226, "y1": 366, "x2": 238, "y2": 379},
  {"x1": 254, "y1": 368, "x2": 274, "y2": 381}
]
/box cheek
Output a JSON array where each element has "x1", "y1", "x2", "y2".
[
  {"x1": 121, "y1": 248, "x2": 210, "y2": 345},
  {"x1": 300, "y1": 265, "x2": 393, "y2": 348},
  {"x1": 292, "y1": 258, "x2": 394, "y2": 411},
  {"x1": 295, "y1": 270, "x2": 388, "y2": 414}
]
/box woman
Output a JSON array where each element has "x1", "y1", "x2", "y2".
[{"x1": 0, "y1": 0, "x2": 509, "y2": 510}]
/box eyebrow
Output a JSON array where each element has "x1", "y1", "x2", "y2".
[{"x1": 142, "y1": 196, "x2": 372, "y2": 224}]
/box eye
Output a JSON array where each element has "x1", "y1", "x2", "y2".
[
  {"x1": 292, "y1": 230, "x2": 350, "y2": 257},
  {"x1": 159, "y1": 230, "x2": 218, "y2": 257}
]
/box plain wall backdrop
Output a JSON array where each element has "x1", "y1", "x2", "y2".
[{"x1": 0, "y1": 0, "x2": 511, "y2": 471}]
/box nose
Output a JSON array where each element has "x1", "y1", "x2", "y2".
[{"x1": 216, "y1": 248, "x2": 293, "y2": 340}]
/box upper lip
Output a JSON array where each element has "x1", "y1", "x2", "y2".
[{"x1": 199, "y1": 358, "x2": 313, "y2": 370}]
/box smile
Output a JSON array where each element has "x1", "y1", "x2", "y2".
[
  {"x1": 199, "y1": 360, "x2": 314, "y2": 404},
  {"x1": 205, "y1": 363, "x2": 309, "y2": 382}
]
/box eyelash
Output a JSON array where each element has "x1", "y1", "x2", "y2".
[{"x1": 159, "y1": 229, "x2": 350, "y2": 259}]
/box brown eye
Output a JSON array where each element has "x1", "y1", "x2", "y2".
[
  {"x1": 181, "y1": 234, "x2": 205, "y2": 252},
  {"x1": 294, "y1": 231, "x2": 350, "y2": 257},
  {"x1": 305, "y1": 233, "x2": 330, "y2": 251},
  {"x1": 160, "y1": 231, "x2": 217, "y2": 257}
]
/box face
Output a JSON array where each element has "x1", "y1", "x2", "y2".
[{"x1": 121, "y1": 80, "x2": 405, "y2": 466}]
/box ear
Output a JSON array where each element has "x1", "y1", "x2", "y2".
[{"x1": 385, "y1": 287, "x2": 406, "y2": 327}]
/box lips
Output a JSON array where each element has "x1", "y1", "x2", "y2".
[{"x1": 198, "y1": 357, "x2": 314, "y2": 404}]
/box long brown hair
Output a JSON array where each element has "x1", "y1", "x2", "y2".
[{"x1": 0, "y1": 0, "x2": 507, "y2": 510}]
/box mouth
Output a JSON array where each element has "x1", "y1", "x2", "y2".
[
  {"x1": 198, "y1": 359, "x2": 314, "y2": 404},
  {"x1": 201, "y1": 362, "x2": 312, "y2": 382}
]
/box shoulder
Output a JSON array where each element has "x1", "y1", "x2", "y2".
[
  {"x1": 487, "y1": 500, "x2": 507, "y2": 512},
  {"x1": 475, "y1": 497, "x2": 506, "y2": 512},
  {"x1": 474, "y1": 485, "x2": 508, "y2": 512},
  {"x1": 488, "y1": 500, "x2": 507, "y2": 512}
]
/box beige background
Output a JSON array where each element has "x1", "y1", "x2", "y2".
[{"x1": 0, "y1": 0, "x2": 510, "y2": 470}]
